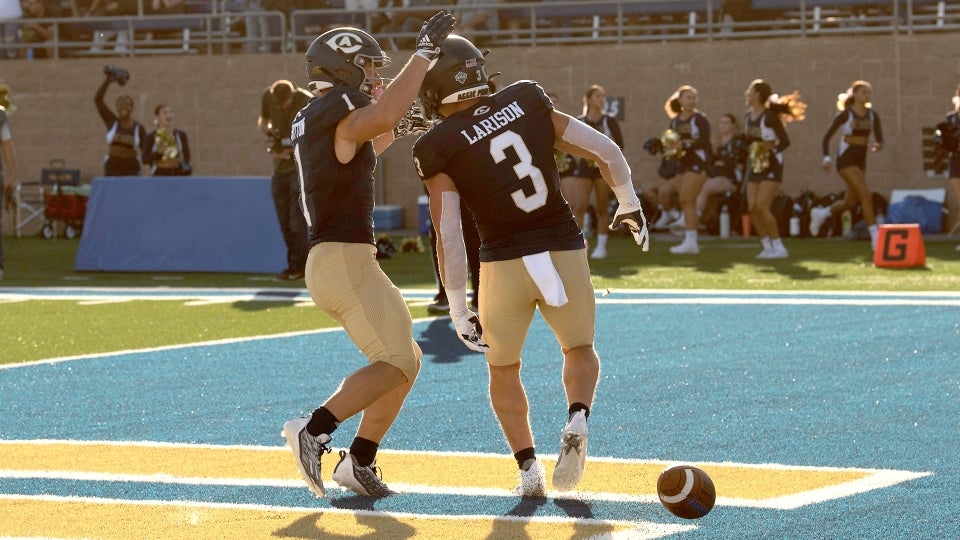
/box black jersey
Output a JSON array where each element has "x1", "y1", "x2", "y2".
[
  {"x1": 821, "y1": 108, "x2": 883, "y2": 155},
  {"x1": 292, "y1": 86, "x2": 377, "y2": 247},
  {"x1": 413, "y1": 80, "x2": 583, "y2": 262},
  {"x1": 744, "y1": 108, "x2": 789, "y2": 152}
]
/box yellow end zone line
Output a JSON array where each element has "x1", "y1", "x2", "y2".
[
  {"x1": 0, "y1": 494, "x2": 696, "y2": 540},
  {"x1": 0, "y1": 440, "x2": 931, "y2": 510}
]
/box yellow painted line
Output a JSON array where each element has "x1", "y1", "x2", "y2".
[
  {"x1": 0, "y1": 495, "x2": 693, "y2": 540},
  {"x1": 0, "y1": 440, "x2": 930, "y2": 508}
]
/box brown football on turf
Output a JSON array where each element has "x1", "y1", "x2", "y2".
[{"x1": 657, "y1": 464, "x2": 716, "y2": 519}]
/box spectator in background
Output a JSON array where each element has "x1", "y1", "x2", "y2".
[
  {"x1": 812, "y1": 80, "x2": 884, "y2": 249},
  {"x1": 662, "y1": 85, "x2": 711, "y2": 255},
  {"x1": 454, "y1": 0, "x2": 497, "y2": 45},
  {"x1": 0, "y1": 94, "x2": 15, "y2": 279},
  {"x1": 1, "y1": 0, "x2": 22, "y2": 60},
  {"x1": 243, "y1": 0, "x2": 273, "y2": 54},
  {"x1": 69, "y1": 0, "x2": 101, "y2": 17},
  {"x1": 147, "y1": 0, "x2": 184, "y2": 14},
  {"x1": 74, "y1": 0, "x2": 137, "y2": 53},
  {"x1": 19, "y1": 0, "x2": 59, "y2": 59},
  {"x1": 143, "y1": 104, "x2": 191, "y2": 176},
  {"x1": 569, "y1": 84, "x2": 623, "y2": 259},
  {"x1": 258, "y1": 79, "x2": 312, "y2": 281},
  {"x1": 379, "y1": 0, "x2": 451, "y2": 50},
  {"x1": 95, "y1": 66, "x2": 146, "y2": 176},
  {"x1": 742, "y1": 78, "x2": 805, "y2": 259},
  {"x1": 697, "y1": 112, "x2": 745, "y2": 221}
]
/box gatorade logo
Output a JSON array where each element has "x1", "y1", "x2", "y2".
[
  {"x1": 881, "y1": 230, "x2": 909, "y2": 261},
  {"x1": 324, "y1": 32, "x2": 365, "y2": 55}
]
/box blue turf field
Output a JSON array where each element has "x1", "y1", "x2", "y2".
[{"x1": 1, "y1": 289, "x2": 958, "y2": 538}]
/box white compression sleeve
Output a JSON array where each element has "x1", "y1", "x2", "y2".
[
  {"x1": 560, "y1": 118, "x2": 634, "y2": 203},
  {"x1": 438, "y1": 190, "x2": 468, "y2": 317}
]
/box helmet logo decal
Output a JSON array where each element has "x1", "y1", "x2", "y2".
[
  {"x1": 324, "y1": 32, "x2": 365, "y2": 54},
  {"x1": 455, "y1": 71, "x2": 467, "y2": 84}
]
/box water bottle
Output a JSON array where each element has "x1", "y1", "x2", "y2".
[
  {"x1": 719, "y1": 205, "x2": 730, "y2": 238},
  {"x1": 789, "y1": 215, "x2": 800, "y2": 237},
  {"x1": 841, "y1": 210, "x2": 852, "y2": 237}
]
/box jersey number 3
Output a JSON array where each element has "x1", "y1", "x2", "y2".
[{"x1": 491, "y1": 130, "x2": 547, "y2": 213}]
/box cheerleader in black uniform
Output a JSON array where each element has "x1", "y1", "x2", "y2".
[
  {"x1": 94, "y1": 73, "x2": 146, "y2": 176},
  {"x1": 743, "y1": 79, "x2": 806, "y2": 259},
  {"x1": 943, "y1": 84, "x2": 960, "y2": 251},
  {"x1": 662, "y1": 86, "x2": 711, "y2": 254},
  {"x1": 811, "y1": 81, "x2": 884, "y2": 248},
  {"x1": 568, "y1": 85, "x2": 624, "y2": 259},
  {"x1": 697, "y1": 113, "x2": 745, "y2": 218}
]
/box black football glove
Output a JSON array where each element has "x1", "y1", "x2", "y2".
[
  {"x1": 393, "y1": 103, "x2": 432, "y2": 139},
  {"x1": 414, "y1": 11, "x2": 455, "y2": 62},
  {"x1": 611, "y1": 202, "x2": 650, "y2": 252}
]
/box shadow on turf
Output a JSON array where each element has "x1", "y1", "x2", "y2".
[
  {"x1": 419, "y1": 317, "x2": 485, "y2": 364},
  {"x1": 587, "y1": 235, "x2": 942, "y2": 282},
  {"x1": 275, "y1": 504, "x2": 416, "y2": 538}
]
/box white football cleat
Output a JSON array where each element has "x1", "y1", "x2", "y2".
[
  {"x1": 332, "y1": 450, "x2": 398, "y2": 497},
  {"x1": 513, "y1": 458, "x2": 547, "y2": 498},
  {"x1": 282, "y1": 416, "x2": 331, "y2": 498},
  {"x1": 552, "y1": 410, "x2": 588, "y2": 491}
]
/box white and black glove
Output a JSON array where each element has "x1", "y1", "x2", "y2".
[
  {"x1": 413, "y1": 11, "x2": 455, "y2": 62},
  {"x1": 393, "y1": 103, "x2": 432, "y2": 139},
  {"x1": 453, "y1": 310, "x2": 489, "y2": 353},
  {"x1": 611, "y1": 202, "x2": 650, "y2": 252}
]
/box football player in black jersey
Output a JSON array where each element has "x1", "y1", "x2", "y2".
[
  {"x1": 281, "y1": 12, "x2": 456, "y2": 499},
  {"x1": 813, "y1": 81, "x2": 884, "y2": 249},
  {"x1": 412, "y1": 35, "x2": 649, "y2": 496}
]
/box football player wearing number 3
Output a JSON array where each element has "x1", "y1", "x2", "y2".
[
  {"x1": 413, "y1": 35, "x2": 649, "y2": 497},
  {"x1": 281, "y1": 12, "x2": 456, "y2": 499}
]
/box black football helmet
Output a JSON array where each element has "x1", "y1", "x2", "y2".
[
  {"x1": 419, "y1": 35, "x2": 490, "y2": 120},
  {"x1": 305, "y1": 27, "x2": 390, "y2": 98}
]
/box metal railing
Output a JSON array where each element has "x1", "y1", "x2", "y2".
[{"x1": 2, "y1": 0, "x2": 958, "y2": 59}]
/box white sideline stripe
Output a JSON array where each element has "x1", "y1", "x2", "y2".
[
  {"x1": 0, "y1": 440, "x2": 931, "y2": 510},
  {"x1": 0, "y1": 494, "x2": 694, "y2": 539},
  {"x1": 596, "y1": 297, "x2": 960, "y2": 306},
  {"x1": 0, "y1": 328, "x2": 342, "y2": 370},
  {"x1": 4, "y1": 286, "x2": 960, "y2": 301}
]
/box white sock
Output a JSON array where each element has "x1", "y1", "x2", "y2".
[
  {"x1": 761, "y1": 237, "x2": 772, "y2": 251},
  {"x1": 772, "y1": 238, "x2": 785, "y2": 250},
  {"x1": 684, "y1": 230, "x2": 698, "y2": 244},
  {"x1": 596, "y1": 234, "x2": 608, "y2": 249}
]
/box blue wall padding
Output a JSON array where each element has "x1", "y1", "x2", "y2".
[{"x1": 74, "y1": 176, "x2": 286, "y2": 273}]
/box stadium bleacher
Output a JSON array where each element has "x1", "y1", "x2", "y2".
[{"x1": 1, "y1": 1, "x2": 957, "y2": 58}]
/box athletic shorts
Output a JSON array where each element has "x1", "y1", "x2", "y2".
[
  {"x1": 479, "y1": 248, "x2": 595, "y2": 367},
  {"x1": 836, "y1": 144, "x2": 868, "y2": 171},
  {"x1": 305, "y1": 242, "x2": 421, "y2": 380}
]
